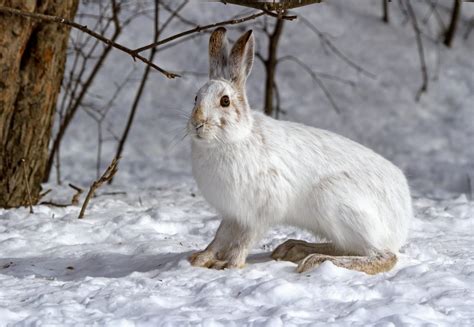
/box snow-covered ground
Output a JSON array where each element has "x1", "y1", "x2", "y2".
[
  {"x1": 1, "y1": 0, "x2": 474, "y2": 325},
  {"x1": 1, "y1": 187, "x2": 473, "y2": 325}
]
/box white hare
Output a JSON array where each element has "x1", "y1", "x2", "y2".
[{"x1": 188, "y1": 27, "x2": 412, "y2": 274}]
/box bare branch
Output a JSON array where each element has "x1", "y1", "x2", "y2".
[
  {"x1": 133, "y1": 10, "x2": 295, "y2": 55},
  {"x1": 222, "y1": 0, "x2": 322, "y2": 11},
  {"x1": 160, "y1": 0, "x2": 189, "y2": 32},
  {"x1": 110, "y1": 0, "x2": 162, "y2": 184},
  {"x1": 422, "y1": 0, "x2": 446, "y2": 31},
  {"x1": 405, "y1": 0, "x2": 429, "y2": 101},
  {"x1": 39, "y1": 189, "x2": 52, "y2": 201},
  {"x1": 443, "y1": 0, "x2": 462, "y2": 47},
  {"x1": 44, "y1": 2, "x2": 124, "y2": 183},
  {"x1": 279, "y1": 55, "x2": 341, "y2": 114},
  {"x1": 299, "y1": 16, "x2": 376, "y2": 79},
  {"x1": 39, "y1": 183, "x2": 83, "y2": 208},
  {"x1": 382, "y1": 0, "x2": 390, "y2": 23},
  {"x1": 69, "y1": 183, "x2": 84, "y2": 206},
  {"x1": 39, "y1": 201, "x2": 70, "y2": 208},
  {"x1": 0, "y1": 5, "x2": 179, "y2": 79},
  {"x1": 464, "y1": 17, "x2": 474, "y2": 40}
]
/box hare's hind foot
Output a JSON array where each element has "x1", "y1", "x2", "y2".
[
  {"x1": 297, "y1": 250, "x2": 397, "y2": 275},
  {"x1": 271, "y1": 239, "x2": 344, "y2": 263},
  {"x1": 272, "y1": 240, "x2": 397, "y2": 274}
]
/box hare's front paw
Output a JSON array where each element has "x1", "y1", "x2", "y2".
[
  {"x1": 188, "y1": 251, "x2": 215, "y2": 268},
  {"x1": 188, "y1": 251, "x2": 244, "y2": 270}
]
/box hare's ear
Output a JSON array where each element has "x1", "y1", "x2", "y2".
[
  {"x1": 209, "y1": 27, "x2": 230, "y2": 79},
  {"x1": 229, "y1": 30, "x2": 254, "y2": 87}
]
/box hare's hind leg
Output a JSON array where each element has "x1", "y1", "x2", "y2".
[
  {"x1": 297, "y1": 250, "x2": 397, "y2": 274},
  {"x1": 271, "y1": 240, "x2": 345, "y2": 263}
]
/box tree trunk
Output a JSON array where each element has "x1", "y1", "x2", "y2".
[
  {"x1": 444, "y1": 0, "x2": 462, "y2": 47},
  {"x1": 382, "y1": 0, "x2": 389, "y2": 24},
  {"x1": 264, "y1": 18, "x2": 285, "y2": 116},
  {"x1": 0, "y1": 0, "x2": 79, "y2": 208}
]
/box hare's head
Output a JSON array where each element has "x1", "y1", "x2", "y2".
[{"x1": 189, "y1": 28, "x2": 254, "y2": 145}]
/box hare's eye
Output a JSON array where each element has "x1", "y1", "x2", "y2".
[
  {"x1": 220, "y1": 95, "x2": 230, "y2": 107},
  {"x1": 194, "y1": 96, "x2": 197, "y2": 103}
]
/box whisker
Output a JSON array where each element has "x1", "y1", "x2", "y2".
[{"x1": 167, "y1": 125, "x2": 190, "y2": 152}]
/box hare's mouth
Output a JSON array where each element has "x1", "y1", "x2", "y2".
[{"x1": 192, "y1": 132, "x2": 209, "y2": 142}]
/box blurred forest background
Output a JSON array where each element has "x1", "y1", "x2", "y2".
[{"x1": 1, "y1": 0, "x2": 473, "y2": 209}]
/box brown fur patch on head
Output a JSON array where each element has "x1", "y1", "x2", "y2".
[
  {"x1": 232, "y1": 91, "x2": 251, "y2": 121},
  {"x1": 209, "y1": 28, "x2": 229, "y2": 79},
  {"x1": 209, "y1": 27, "x2": 227, "y2": 57},
  {"x1": 229, "y1": 30, "x2": 254, "y2": 87},
  {"x1": 193, "y1": 106, "x2": 204, "y2": 122}
]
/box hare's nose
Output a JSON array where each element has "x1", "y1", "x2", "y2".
[{"x1": 194, "y1": 122, "x2": 204, "y2": 132}]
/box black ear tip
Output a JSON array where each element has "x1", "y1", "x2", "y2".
[
  {"x1": 244, "y1": 30, "x2": 253, "y2": 41},
  {"x1": 215, "y1": 27, "x2": 227, "y2": 33}
]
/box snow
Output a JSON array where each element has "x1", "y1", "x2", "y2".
[
  {"x1": 1, "y1": 0, "x2": 474, "y2": 325},
  {"x1": 1, "y1": 188, "x2": 473, "y2": 325}
]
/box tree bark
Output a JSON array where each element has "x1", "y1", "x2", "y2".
[
  {"x1": 264, "y1": 18, "x2": 285, "y2": 116},
  {"x1": 382, "y1": 0, "x2": 389, "y2": 24},
  {"x1": 0, "y1": 0, "x2": 79, "y2": 208},
  {"x1": 444, "y1": 0, "x2": 462, "y2": 47}
]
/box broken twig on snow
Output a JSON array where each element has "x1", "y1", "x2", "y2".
[{"x1": 78, "y1": 158, "x2": 119, "y2": 219}]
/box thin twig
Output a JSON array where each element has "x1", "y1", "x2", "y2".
[
  {"x1": 132, "y1": 10, "x2": 295, "y2": 55},
  {"x1": 422, "y1": 0, "x2": 446, "y2": 32},
  {"x1": 111, "y1": 0, "x2": 161, "y2": 184},
  {"x1": 464, "y1": 17, "x2": 473, "y2": 40},
  {"x1": 96, "y1": 191, "x2": 127, "y2": 197},
  {"x1": 69, "y1": 183, "x2": 84, "y2": 205},
  {"x1": 44, "y1": 1, "x2": 123, "y2": 183},
  {"x1": 78, "y1": 158, "x2": 119, "y2": 219},
  {"x1": 160, "y1": 0, "x2": 196, "y2": 27},
  {"x1": 160, "y1": 0, "x2": 188, "y2": 32},
  {"x1": 20, "y1": 159, "x2": 34, "y2": 214},
  {"x1": 39, "y1": 183, "x2": 83, "y2": 207},
  {"x1": 299, "y1": 16, "x2": 376, "y2": 79},
  {"x1": 39, "y1": 201, "x2": 70, "y2": 208},
  {"x1": 405, "y1": 0, "x2": 429, "y2": 101},
  {"x1": 278, "y1": 55, "x2": 342, "y2": 114},
  {"x1": 39, "y1": 189, "x2": 52, "y2": 201}
]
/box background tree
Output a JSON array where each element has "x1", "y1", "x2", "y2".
[
  {"x1": 444, "y1": 0, "x2": 462, "y2": 47},
  {"x1": 0, "y1": 0, "x2": 79, "y2": 208},
  {"x1": 0, "y1": 1, "x2": 294, "y2": 209},
  {"x1": 0, "y1": 0, "x2": 470, "y2": 209}
]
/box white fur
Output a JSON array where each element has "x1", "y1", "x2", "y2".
[{"x1": 188, "y1": 28, "x2": 412, "y2": 268}]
